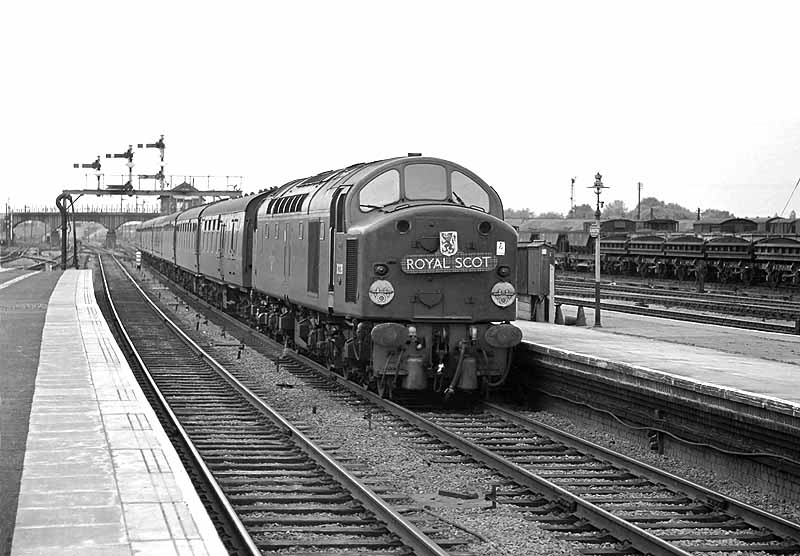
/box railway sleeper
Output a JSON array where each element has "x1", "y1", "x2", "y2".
[
  {"x1": 658, "y1": 532, "x2": 781, "y2": 542},
  {"x1": 237, "y1": 504, "x2": 366, "y2": 514},
  {"x1": 671, "y1": 543, "x2": 800, "y2": 553},
  {"x1": 633, "y1": 519, "x2": 748, "y2": 529},
  {"x1": 230, "y1": 494, "x2": 354, "y2": 504},
  {"x1": 239, "y1": 515, "x2": 378, "y2": 525},
  {"x1": 253, "y1": 538, "x2": 404, "y2": 549}
]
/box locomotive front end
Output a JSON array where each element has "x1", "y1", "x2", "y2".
[{"x1": 339, "y1": 157, "x2": 522, "y2": 397}]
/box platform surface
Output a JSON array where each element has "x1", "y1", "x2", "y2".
[
  {"x1": 1, "y1": 269, "x2": 61, "y2": 555},
  {"x1": 9, "y1": 270, "x2": 227, "y2": 556},
  {"x1": 515, "y1": 306, "x2": 800, "y2": 406}
]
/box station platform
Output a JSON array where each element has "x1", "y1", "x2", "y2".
[
  {"x1": 514, "y1": 306, "x2": 800, "y2": 410},
  {"x1": 2, "y1": 270, "x2": 227, "y2": 556}
]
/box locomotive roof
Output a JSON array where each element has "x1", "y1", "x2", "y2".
[
  {"x1": 267, "y1": 159, "x2": 395, "y2": 200},
  {"x1": 255, "y1": 155, "x2": 502, "y2": 217}
]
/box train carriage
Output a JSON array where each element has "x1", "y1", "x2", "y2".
[
  {"x1": 197, "y1": 192, "x2": 272, "y2": 309},
  {"x1": 599, "y1": 234, "x2": 631, "y2": 274},
  {"x1": 753, "y1": 237, "x2": 800, "y2": 286},
  {"x1": 698, "y1": 236, "x2": 753, "y2": 283},
  {"x1": 627, "y1": 235, "x2": 666, "y2": 277},
  {"x1": 664, "y1": 235, "x2": 704, "y2": 281},
  {"x1": 140, "y1": 213, "x2": 178, "y2": 263},
  {"x1": 175, "y1": 205, "x2": 205, "y2": 277}
]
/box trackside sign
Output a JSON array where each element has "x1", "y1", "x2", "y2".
[{"x1": 401, "y1": 252, "x2": 498, "y2": 274}]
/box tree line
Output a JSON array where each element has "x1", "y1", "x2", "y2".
[{"x1": 506, "y1": 197, "x2": 745, "y2": 221}]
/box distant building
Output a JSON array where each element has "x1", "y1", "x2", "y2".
[
  {"x1": 693, "y1": 218, "x2": 757, "y2": 234},
  {"x1": 638, "y1": 218, "x2": 678, "y2": 233},
  {"x1": 159, "y1": 182, "x2": 205, "y2": 214}
]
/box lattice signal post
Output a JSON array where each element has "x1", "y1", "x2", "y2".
[
  {"x1": 63, "y1": 135, "x2": 243, "y2": 268},
  {"x1": 136, "y1": 134, "x2": 167, "y2": 190}
]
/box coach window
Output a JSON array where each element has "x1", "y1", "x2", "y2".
[
  {"x1": 359, "y1": 169, "x2": 399, "y2": 211},
  {"x1": 405, "y1": 164, "x2": 446, "y2": 200},
  {"x1": 451, "y1": 171, "x2": 490, "y2": 211}
]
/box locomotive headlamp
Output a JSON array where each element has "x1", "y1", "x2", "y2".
[
  {"x1": 373, "y1": 263, "x2": 389, "y2": 276},
  {"x1": 496, "y1": 265, "x2": 511, "y2": 278},
  {"x1": 490, "y1": 281, "x2": 516, "y2": 308},
  {"x1": 478, "y1": 221, "x2": 492, "y2": 235},
  {"x1": 368, "y1": 279, "x2": 395, "y2": 306}
]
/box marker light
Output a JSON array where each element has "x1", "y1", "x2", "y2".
[
  {"x1": 368, "y1": 280, "x2": 395, "y2": 306},
  {"x1": 490, "y1": 281, "x2": 516, "y2": 308}
]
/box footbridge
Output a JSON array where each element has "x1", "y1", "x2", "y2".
[{"x1": 6, "y1": 207, "x2": 159, "y2": 234}]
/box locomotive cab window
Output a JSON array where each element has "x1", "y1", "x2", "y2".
[
  {"x1": 359, "y1": 170, "x2": 400, "y2": 212},
  {"x1": 404, "y1": 164, "x2": 446, "y2": 200},
  {"x1": 451, "y1": 171, "x2": 490, "y2": 211}
]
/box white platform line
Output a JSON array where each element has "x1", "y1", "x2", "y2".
[{"x1": 0, "y1": 271, "x2": 40, "y2": 290}]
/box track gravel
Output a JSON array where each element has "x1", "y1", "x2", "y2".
[{"x1": 144, "y1": 279, "x2": 582, "y2": 556}]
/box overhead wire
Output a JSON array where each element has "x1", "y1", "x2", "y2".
[{"x1": 779, "y1": 176, "x2": 800, "y2": 217}]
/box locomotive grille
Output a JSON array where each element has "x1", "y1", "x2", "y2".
[{"x1": 345, "y1": 238, "x2": 358, "y2": 302}]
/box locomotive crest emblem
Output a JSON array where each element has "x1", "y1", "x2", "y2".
[{"x1": 439, "y1": 231, "x2": 458, "y2": 256}]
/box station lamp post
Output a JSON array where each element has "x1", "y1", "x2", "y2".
[{"x1": 589, "y1": 173, "x2": 608, "y2": 326}]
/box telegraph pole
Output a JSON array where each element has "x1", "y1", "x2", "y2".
[
  {"x1": 570, "y1": 177, "x2": 576, "y2": 217},
  {"x1": 637, "y1": 181, "x2": 643, "y2": 220}
]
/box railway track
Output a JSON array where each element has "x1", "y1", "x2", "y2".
[
  {"x1": 558, "y1": 271, "x2": 800, "y2": 302},
  {"x1": 557, "y1": 279, "x2": 800, "y2": 320},
  {"x1": 98, "y1": 253, "x2": 455, "y2": 556},
  {"x1": 553, "y1": 293, "x2": 798, "y2": 334},
  {"x1": 0, "y1": 246, "x2": 29, "y2": 264},
  {"x1": 124, "y1": 254, "x2": 800, "y2": 556},
  {"x1": 413, "y1": 404, "x2": 800, "y2": 556}
]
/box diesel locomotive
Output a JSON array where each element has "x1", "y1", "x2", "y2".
[{"x1": 137, "y1": 155, "x2": 523, "y2": 398}]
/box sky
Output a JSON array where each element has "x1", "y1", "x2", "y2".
[{"x1": 2, "y1": 1, "x2": 800, "y2": 219}]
